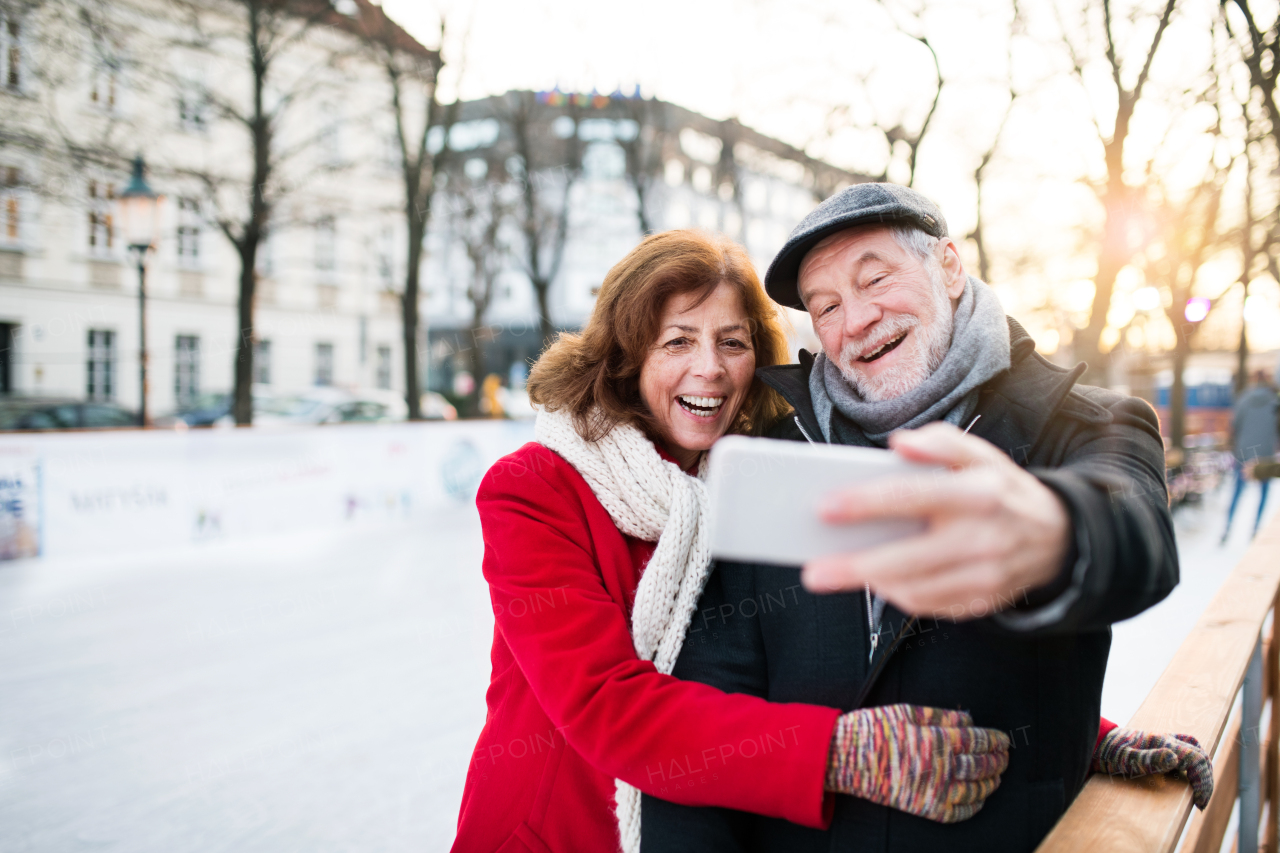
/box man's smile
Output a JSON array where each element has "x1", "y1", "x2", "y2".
[{"x1": 858, "y1": 331, "x2": 909, "y2": 363}]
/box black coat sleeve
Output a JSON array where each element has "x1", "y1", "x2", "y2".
[
  {"x1": 640, "y1": 563, "x2": 770, "y2": 853},
  {"x1": 995, "y1": 391, "x2": 1179, "y2": 633}
]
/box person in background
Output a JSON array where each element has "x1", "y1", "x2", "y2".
[{"x1": 1222, "y1": 370, "x2": 1279, "y2": 543}]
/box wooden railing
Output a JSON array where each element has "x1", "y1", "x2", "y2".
[{"x1": 1037, "y1": 513, "x2": 1280, "y2": 853}]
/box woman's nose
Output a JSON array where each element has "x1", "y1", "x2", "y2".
[{"x1": 692, "y1": 343, "x2": 726, "y2": 379}]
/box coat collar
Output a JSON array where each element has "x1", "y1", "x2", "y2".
[{"x1": 757, "y1": 317, "x2": 1110, "y2": 455}]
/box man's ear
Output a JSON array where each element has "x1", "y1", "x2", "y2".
[{"x1": 938, "y1": 239, "x2": 967, "y2": 298}]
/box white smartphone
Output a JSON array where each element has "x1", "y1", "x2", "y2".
[{"x1": 706, "y1": 435, "x2": 938, "y2": 566}]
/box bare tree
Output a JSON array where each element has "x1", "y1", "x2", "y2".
[
  {"x1": 1222, "y1": 0, "x2": 1280, "y2": 393},
  {"x1": 448, "y1": 176, "x2": 511, "y2": 416},
  {"x1": 0, "y1": 1, "x2": 136, "y2": 209},
  {"x1": 617, "y1": 95, "x2": 665, "y2": 235},
  {"x1": 1225, "y1": 0, "x2": 1280, "y2": 133},
  {"x1": 359, "y1": 10, "x2": 456, "y2": 421},
  {"x1": 502, "y1": 91, "x2": 584, "y2": 351},
  {"x1": 1140, "y1": 79, "x2": 1233, "y2": 451},
  {"x1": 967, "y1": 1, "x2": 1026, "y2": 284},
  {"x1": 807, "y1": 0, "x2": 944, "y2": 188},
  {"x1": 1055, "y1": 0, "x2": 1178, "y2": 384},
  {"x1": 1231, "y1": 109, "x2": 1274, "y2": 395},
  {"x1": 166, "y1": 0, "x2": 350, "y2": 424}
]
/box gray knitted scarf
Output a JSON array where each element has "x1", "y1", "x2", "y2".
[{"x1": 809, "y1": 276, "x2": 1011, "y2": 447}]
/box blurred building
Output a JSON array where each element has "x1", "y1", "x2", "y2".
[
  {"x1": 422, "y1": 90, "x2": 866, "y2": 395},
  {"x1": 0, "y1": 0, "x2": 436, "y2": 417},
  {"x1": 0, "y1": 0, "x2": 862, "y2": 417}
]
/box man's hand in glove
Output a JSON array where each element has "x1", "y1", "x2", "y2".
[
  {"x1": 1092, "y1": 726, "x2": 1214, "y2": 810},
  {"x1": 825, "y1": 704, "x2": 1011, "y2": 823}
]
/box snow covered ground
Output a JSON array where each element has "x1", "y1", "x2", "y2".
[{"x1": 0, "y1": 472, "x2": 1274, "y2": 852}]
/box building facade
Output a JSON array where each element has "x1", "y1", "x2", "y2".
[
  {"x1": 0, "y1": 0, "x2": 434, "y2": 416},
  {"x1": 421, "y1": 90, "x2": 865, "y2": 396},
  {"x1": 0, "y1": 1, "x2": 862, "y2": 417}
]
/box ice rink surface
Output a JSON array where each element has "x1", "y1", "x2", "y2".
[{"x1": 0, "y1": 477, "x2": 1275, "y2": 851}]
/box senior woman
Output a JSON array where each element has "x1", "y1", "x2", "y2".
[{"x1": 452, "y1": 231, "x2": 1212, "y2": 853}]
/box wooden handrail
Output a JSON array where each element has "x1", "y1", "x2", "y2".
[{"x1": 1036, "y1": 513, "x2": 1280, "y2": 852}]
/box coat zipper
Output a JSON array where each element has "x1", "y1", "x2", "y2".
[
  {"x1": 793, "y1": 413, "x2": 883, "y2": 665},
  {"x1": 853, "y1": 413, "x2": 980, "y2": 702},
  {"x1": 792, "y1": 414, "x2": 816, "y2": 444}
]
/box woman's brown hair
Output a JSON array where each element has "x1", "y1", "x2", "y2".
[{"x1": 528, "y1": 229, "x2": 791, "y2": 442}]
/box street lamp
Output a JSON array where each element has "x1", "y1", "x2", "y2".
[{"x1": 117, "y1": 155, "x2": 162, "y2": 427}]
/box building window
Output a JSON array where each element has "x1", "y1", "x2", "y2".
[
  {"x1": 253, "y1": 339, "x2": 271, "y2": 385},
  {"x1": 1, "y1": 167, "x2": 19, "y2": 244},
  {"x1": 3, "y1": 14, "x2": 21, "y2": 90},
  {"x1": 86, "y1": 329, "x2": 116, "y2": 400},
  {"x1": 376, "y1": 344, "x2": 391, "y2": 390},
  {"x1": 175, "y1": 335, "x2": 200, "y2": 405},
  {"x1": 318, "y1": 107, "x2": 341, "y2": 167},
  {"x1": 314, "y1": 342, "x2": 334, "y2": 386},
  {"x1": 87, "y1": 180, "x2": 115, "y2": 253},
  {"x1": 177, "y1": 197, "x2": 201, "y2": 264},
  {"x1": 90, "y1": 58, "x2": 119, "y2": 110},
  {"x1": 178, "y1": 91, "x2": 206, "y2": 131},
  {"x1": 315, "y1": 215, "x2": 335, "y2": 271},
  {"x1": 377, "y1": 226, "x2": 395, "y2": 286},
  {"x1": 316, "y1": 284, "x2": 338, "y2": 311},
  {"x1": 177, "y1": 69, "x2": 207, "y2": 132},
  {"x1": 583, "y1": 142, "x2": 625, "y2": 181}
]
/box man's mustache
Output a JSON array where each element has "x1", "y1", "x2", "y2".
[{"x1": 839, "y1": 315, "x2": 921, "y2": 368}]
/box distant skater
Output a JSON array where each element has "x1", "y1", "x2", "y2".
[{"x1": 1223, "y1": 370, "x2": 1279, "y2": 543}]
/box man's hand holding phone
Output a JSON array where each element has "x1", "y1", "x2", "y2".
[{"x1": 801, "y1": 422, "x2": 1071, "y2": 619}]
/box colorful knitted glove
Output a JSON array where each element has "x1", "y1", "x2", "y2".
[
  {"x1": 1092, "y1": 727, "x2": 1214, "y2": 810},
  {"x1": 825, "y1": 704, "x2": 1012, "y2": 823}
]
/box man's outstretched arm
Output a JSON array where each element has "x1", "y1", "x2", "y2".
[{"x1": 799, "y1": 394, "x2": 1177, "y2": 632}]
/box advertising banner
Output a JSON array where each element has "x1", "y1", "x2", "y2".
[
  {"x1": 0, "y1": 446, "x2": 41, "y2": 559},
  {"x1": 0, "y1": 421, "x2": 534, "y2": 562}
]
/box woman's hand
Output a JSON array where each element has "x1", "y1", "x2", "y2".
[
  {"x1": 1092, "y1": 727, "x2": 1214, "y2": 809},
  {"x1": 825, "y1": 704, "x2": 1011, "y2": 823}
]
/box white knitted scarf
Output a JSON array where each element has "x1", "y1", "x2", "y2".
[{"x1": 534, "y1": 406, "x2": 712, "y2": 853}]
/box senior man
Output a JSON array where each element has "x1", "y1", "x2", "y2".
[{"x1": 641, "y1": 184, "x2": 1187, "y2": 851}]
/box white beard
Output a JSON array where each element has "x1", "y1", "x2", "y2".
[{"x1": 836, "y1": 272, "x2": 954, "y2": 403}]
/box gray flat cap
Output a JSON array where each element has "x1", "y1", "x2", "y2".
[{"x1": 763, "y1": 182, "x2": 948, "y2": 309}]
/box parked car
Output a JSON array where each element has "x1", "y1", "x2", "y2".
[
  {"x1": 0, "y1": 397, "x2": 140, "y2": 430},
  {"x1": 213, "y1": 387, "x2": 411, "y2": 427},
  {"x1": 153, "y1": 392, "x2": 232, "y2": 428},
  {"x1": 155, "y1": 385, "x2": 290, "y2": 428},
  {"x1": 333, "y1": 389, "x2": 409, "y2": 423}
]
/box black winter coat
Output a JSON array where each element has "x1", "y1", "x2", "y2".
[{"x1": 641, "y1": 318, "x2": 1179, "y2": 853}]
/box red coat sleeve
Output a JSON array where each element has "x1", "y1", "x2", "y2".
[
  {"x1": 1096, "y1": 716, "x2": 1118, "y2": 752},
  {"x1": 478, "y1": 447, "x2": 841, "y2": 829}
]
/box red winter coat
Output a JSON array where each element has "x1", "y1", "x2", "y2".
[{"x1": 452, "y1": 442, "x2": 842, "y2": 853}]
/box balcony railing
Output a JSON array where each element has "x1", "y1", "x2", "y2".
[{"x1": 1037, "y1": 513, "x2": 1280, "y2": 852}]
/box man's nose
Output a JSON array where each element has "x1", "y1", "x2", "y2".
[{"x1": 842, "y1": 298, "x2": 882, "y2": 339}]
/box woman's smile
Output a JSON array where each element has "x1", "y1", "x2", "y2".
[{"x1": 676, "y1": 394, "x2": 727, "y2": 419}]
